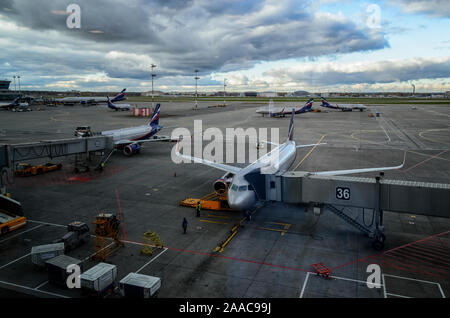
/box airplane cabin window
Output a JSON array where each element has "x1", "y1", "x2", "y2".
[{"x1": 239, "y1": 186, "x2": 247, "y2": 191}]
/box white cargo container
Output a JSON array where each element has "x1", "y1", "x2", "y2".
[
  {"x1": 31, "y1": 243, "x2": 65, "y2": 267},
  {"x1": 80, "y1": 263, "x2": 117, "y2": 296},
  {"x1": 119, "y1": 272, "x2": 161, "y2": 298}
]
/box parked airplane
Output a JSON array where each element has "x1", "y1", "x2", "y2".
[
  {"x1": 107, "y1": 96, "x2": 132, "y2": 111},
  {"x1": 0, "y1": 97, "x2": 30, "y2": 111},
  {"x1": 176, "y1": 109, "x2": 404, "y2": 211},
  {"x1": 101, "y1": 103, "x2": 173, "y2": 155},
  {"x1": 320, "y1": 97, "x2": 367, "y2": 112},
  {"x1": 57, "y1": 88, "x2": 127, "y2": 105},
  {"x1": 256, "y1": 99, "x2": 314, "y2": 117}
]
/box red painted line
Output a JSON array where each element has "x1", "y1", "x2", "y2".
[
  {"x1": 382, "y1": 253, "x2": 450, "y2": 276},
  {"x1": 122, "y1": 239, "x2": 313, "y2": 274},
  {"x1": 380, "y1": 260, "x2": 449, "y2": 279},
  {"x1": 387, "y1": 250, "x2": 450, "y2": 270},
  {"x1": 418, "y1": 241, "x2": 450, "y2": 255},
  {"x1": 115, "y1": 189, "x2": 127, "y2": 241},
  {"x1": 329, "y1": 230, "x2": 450, "y2": 272},
  {"x1": 404, "y1": 245, "x2": 450, "y2": 263}
]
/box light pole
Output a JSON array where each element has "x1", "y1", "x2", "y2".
[
  {"x1": 151, "y1": 64, "x2": 157, "y2": 108},
  {"x1": 18, "y1": 76, "x2": 21, "y2": 94},
  {"x1": 223, "y1": 78, "x2": 227, "y2": 106},
  {"x1": 13, "y1": 76, "x2": 16, "y2": 92},
  {"x1": 194, "y1": 69, "x2": 199, "y2": 109}
]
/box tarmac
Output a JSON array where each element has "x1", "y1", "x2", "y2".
[{"x1": 0, "y1": 100, "x2": 449, "y2": 298}]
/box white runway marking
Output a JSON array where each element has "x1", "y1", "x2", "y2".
[
  {"x1": 0, "y1": 225, "x2": 44, "y2": 244},
  {"x1": 136, "y1": 247, "x2": 168, "y2": 274}
]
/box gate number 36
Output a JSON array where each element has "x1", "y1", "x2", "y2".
[{"x1": 336, "y1": 187, "x2": 350, "y2": 200}]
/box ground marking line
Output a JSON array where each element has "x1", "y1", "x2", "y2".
[
  {"x1": 27, "y1": 219, "x2": 66, "y2": 228},
  {"x1": 0, "y1": 253, "x2": 31, "y2": 270},
  {"x1": 135, "y1": 247, "x2": 168, "y2": 274},
  {"x1": 299, "y1": 272, "x2": 310, "y2": 298},
  {"x1": 382, "y1": 273, "x2": 387, "y2": 298},
  {"x1": 35, "y1": 280, "x2": 48, "y2": 290},
  {"x1": 0, "y1": 225, "x2": 44, "y2": 244},
  {"x1": 294, "y1": 134, "x2": 327, "y2": 171},
  {"x1": 0, "y1": 279, "x2": 68, "y2": 298},
  {"x1": 386, "y1": 292, "x2": 411, "y2": 298},
  {"x1": 383, "y1": 273, "x2": 446, "y2": 298}
]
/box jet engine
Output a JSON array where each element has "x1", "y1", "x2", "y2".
[
  {"x1": 213, "y1": 172, "x2": 233, "y2": 194},
  {"x1": 123, "y1": 143, "x2": 140, "y2": 156}
]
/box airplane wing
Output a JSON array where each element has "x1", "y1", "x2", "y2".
[
  {"x1": 296, "y1": 143, "x2": 326, "y2": 148},
  {"x1": 175, "y1": 143, "x2": 242, "y2": 174},
  {"x1": 309, "y1": 152, "x2": 406, "y2": 176}
]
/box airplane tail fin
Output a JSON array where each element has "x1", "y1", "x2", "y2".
[
  {"x1": 321, "y1": 97, "x2": 329, "y2": 106},
  {"x1": 11, "y1": 97, "x2": 19, "y2": 105},
  {"x1": 107, "y1": 96, "x2": 116, "y2": 109},
  {"x1": 150, "y1": 103, "x2": 161, "y2": 126},
  {"x1": 111, "y1": 88, "x2": 126, "y2": 102},
  {"x1": 287, "y1": 109, "x2": 295, "y2": 141}
]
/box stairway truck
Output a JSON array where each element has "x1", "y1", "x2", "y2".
[
  {"x1": 80, "y1": 263, "x2": 117, "y2": 296},
  {"x1": 119, "y1": 273, "x2": 161, "y2": 298},
  {"x1": 31, "y1": 243, "x2": 65, "y2": 268},
  {"x1": 45, "y1": 255, "x2": 83, "y2": 287}
]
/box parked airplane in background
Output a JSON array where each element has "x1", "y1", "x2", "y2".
[
  {"x1": 256, "y1": 99, "x2": 314, "y2": 117},
  {"x1": 57, "y1": 88, "x2": 127, "y2": 105},
  {"x1": 320, "y1": 97, "x2": 367, "y2": 112},
  {"x1": 0, "y1": 97, "x2": 30, "y2": 111},
  {"x1": 107, "y1": 96, "x2": 133, "y2": 111},
  {"x1": 101, "y1": 103, "x2": 173, "y2": 155},
  {"x1": 176, "y1": 109, "x2": 404, "y2": 212}
]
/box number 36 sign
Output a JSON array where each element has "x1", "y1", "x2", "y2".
[{"x1": 336, "y1": 187, "x2": 350, "y2": 200}]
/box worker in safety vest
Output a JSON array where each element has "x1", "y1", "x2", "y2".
[{"x1": 196, "y1": 201, "x2": 201, "y2": 217}]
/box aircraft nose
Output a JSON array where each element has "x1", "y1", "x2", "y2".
[{"x1": 228, "y1": 189, "x2": 254, "y2": 211}]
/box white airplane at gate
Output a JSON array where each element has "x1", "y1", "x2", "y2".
[{"x1": 176, "y1": 109, "x2": 405, "y2": 211}]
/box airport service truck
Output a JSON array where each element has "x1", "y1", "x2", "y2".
[{"x1": 0, "y1": 194, "x2": 27, "y2": 236}]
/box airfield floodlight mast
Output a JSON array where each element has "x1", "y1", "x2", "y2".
[
  {"x1": 13, "y1": 75, "x2": 16, "y2": 92},
  {"x1": 194, "y1": 69, "x2": 199, "y2": 110},
  {"x1": 18, "y1": 76, "x2": 21, "y2": 94},
  {"x1": 151, "y1": 64, "x2": 157, "y2": 108},
  {"x1": 223, "y1": 78, "x2": 227, "y2": 106}
]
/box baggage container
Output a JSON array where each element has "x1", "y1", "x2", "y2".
[
  {"x1": 45, "y1": 255, "x2": 83, "y2": 287},
  {"x1": 119, "y1": 272, "x2": 161, "y2": 298},
  {"x1": 80, "y1": 262, "x2": 117, "y2": 296},
  {"x1": 31, "y1": 243, "x2": 65, "y2": 268}
]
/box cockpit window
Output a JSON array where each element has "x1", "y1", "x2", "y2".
[
  {"x1": 231, "y1": 184, "x2": 238, "y2": 191},
  {"x1": 248, "y1": 184, "x2": 254, "y2": 191},
  {"x1": 238, "y1": 186, "x2": 247, "y2": 191}
]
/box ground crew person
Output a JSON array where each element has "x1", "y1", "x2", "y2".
[
  {"x1": 196, "y1": 201, "x2": 201, "y2": 217},
  {"x1": 182, "y1": 217, "x2": 188, "y2": 234}
]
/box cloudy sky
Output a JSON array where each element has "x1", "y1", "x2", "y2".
[{"x1": 0, "y1": 0, "x2": 449, "y2": 92}]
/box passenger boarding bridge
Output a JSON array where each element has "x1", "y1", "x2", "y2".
[{"x1": 246, "y1": 171, "x2": 450, "y2": 249}]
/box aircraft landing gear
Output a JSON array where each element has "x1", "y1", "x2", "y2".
[{"x1": 372, "y1": 232, "x2": 386, "y2": 251}]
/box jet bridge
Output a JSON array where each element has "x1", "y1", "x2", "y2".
[
  {"x1": 0, "y1": 136, "x2": 114, "y2": 190},
  {"x1": 252, "y1": 171, "x2": 450, "y2": 250}
]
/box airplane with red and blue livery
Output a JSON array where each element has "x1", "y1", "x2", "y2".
[
  {"x1": 101, "y1": 103, "x2": 174, "y2": 155},
  {"x1": 320, "y1": 97, "x2": 367, "y2": 112}
]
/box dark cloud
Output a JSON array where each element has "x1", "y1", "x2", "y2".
[
  {"x1": 264, "y1": 57, "x2": 450, "y2": 86},
  {"x1": 0, "y1": 0, "x2": 388, "y2": 79}
]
